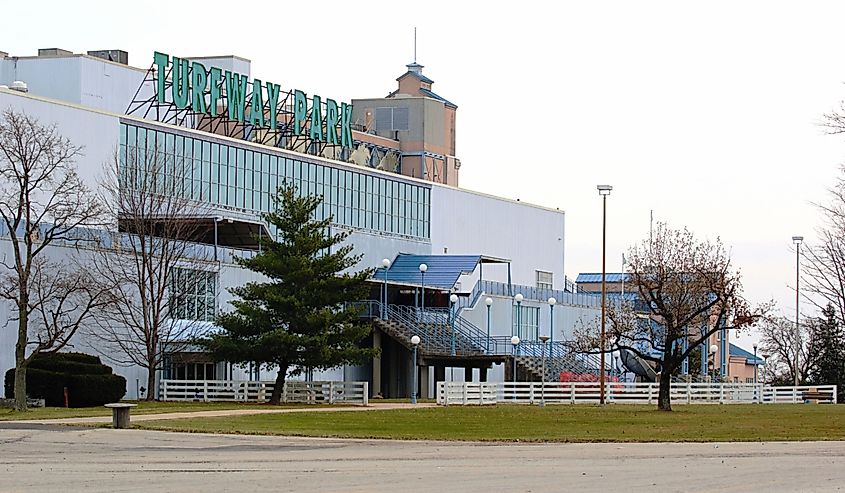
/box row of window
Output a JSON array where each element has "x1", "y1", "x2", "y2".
[{"x1": 119, "y1": 123, "x2": 432, "y2": 239}]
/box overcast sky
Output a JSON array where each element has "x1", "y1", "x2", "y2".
[{"x1": 5, "y1": 1, "x2": 845, "y2": 341}]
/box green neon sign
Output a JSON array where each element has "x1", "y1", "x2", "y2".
[{"x1": 153, "y1": 51, "x2": 353, "y2": 148}]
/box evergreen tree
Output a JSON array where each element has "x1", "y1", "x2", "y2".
[
  {"x1": 808, "y1": 304, "x2": 845, "y2": 403},
  {"x1": 201, "y1": 183, "x2": 376, "y2": 405}
]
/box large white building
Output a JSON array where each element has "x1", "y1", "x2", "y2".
[{"x1": 0, "y1": 48, "x2": 602, "y2": 400}]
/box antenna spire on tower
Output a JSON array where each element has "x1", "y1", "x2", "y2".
[{"x1": 414, "y1": 27, "x2": 417, "y2": 63}]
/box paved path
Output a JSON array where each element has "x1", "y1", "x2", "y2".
[
  {"x1": 0, "y1": 426, "x2": 843, "y2": 492},
  {"x1": 2, "y1": 402, "x2": 438, "y2": 425}
]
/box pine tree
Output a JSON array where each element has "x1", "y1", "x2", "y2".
[
  {"x1": 808, "y1": 304, "x2": 845, "y2": 402},
  {"x1": 201, "y1": 183, "x2": 376, "y2": 405}
]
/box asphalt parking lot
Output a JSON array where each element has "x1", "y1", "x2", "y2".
[{"x1": 1, "y1": 424, "x2": 844, "y2": 492}]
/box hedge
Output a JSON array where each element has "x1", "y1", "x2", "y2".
[{"x1": 4, "y1": 352, "x2": 126, "y2": 407}]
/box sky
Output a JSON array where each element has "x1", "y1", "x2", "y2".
[{"x1": 4, "y1": 1, "x2": 845, "y2": 340}]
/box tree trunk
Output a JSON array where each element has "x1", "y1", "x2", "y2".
[
  {"x1": 13, "y1": 362, "x2": 27, "y2": 412},
  {"x1": 269, "y1": 364, "x2": 288, "y2": 405},
  {"x1": 657, "y1": 370, "x2": 673, "y2": 411},
  {"x1": 145, "y1": 366, "x2": 156, "y2": 401},
  {"x1": 14, "y1": 310, "x2": 28, "y2": 412}
]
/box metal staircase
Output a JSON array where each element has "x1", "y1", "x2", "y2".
[
  {"x1": 352, "y1": 300, "x2": 604, "y2": 379},
  {"x1": 510, "y1": 342, "x2": 603, "y2": 382},
  {"x1": 370, "y1": 304, "x2": 487, "y2": 356}
]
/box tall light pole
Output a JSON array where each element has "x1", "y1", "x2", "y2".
[
  {"x1": 514, "y1": 293, "x2": 523, "y2": 344},
  {"x1": 410, "y1": 335, "x2": 420, "y2": 404},
  {"x1": 539, "y1": 334, "x2": 550, "y2": 407},
  {"x1": 710, "y1": 344, "x2": 719, "y2": 381},
  {"x1": 548, "y1": 297, "x2": 556, "y2": 348},
  {"x1": 485, "y1": 297, "x2": 493, "y2": 352},
  {"x1": 753, "y1": 343, "x2": 758, "y2": 386},
  {"x1": 792, "y1": 235, "x2": 802, "y2": 387},
  {"x1": 381, "y1": 258, "x2": 390, "y2": 320},
  {"x1": 597, "y1": 184, "x2": 612, "y2": 405},
  {"x1": 419, "y1": 263, "x2": 428, "y2": 321},
  {"x1": 449, "y1": 293, "x2": 459, "y2": 356},
  {"x1": 511, "y1": 335, "x2": 520, "y2": 385}
]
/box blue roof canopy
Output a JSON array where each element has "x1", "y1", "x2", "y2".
[
  {"x1": 376, "y1": 253, "x2": 508, "y2": 290},
  {"x1": 730, "y1": 343, "x2": 765, "y2": 365},
  {"x1": 576, "y1": 273, "x2": 630, "y2": 283}
]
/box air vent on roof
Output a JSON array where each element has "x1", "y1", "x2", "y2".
[
  {"x1": 87, "y1": 50, "x2": 128, "y2": 65},
  {"x1": 10, "y1": 81, "x2": 28, "y2": 93},
  {"x1": 38, "y1": 48, "x2": 73, "y2": 57},
  {"x1": 375, "y1": 107, "x2": 409, "y2": 132}
]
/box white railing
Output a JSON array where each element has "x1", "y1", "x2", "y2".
[
  {"x1": 160, "y1": 379, "x2": 368, "y2": 405},
  {"x1": 436, "y1": 381, "x2": 838, "y2": 406}
]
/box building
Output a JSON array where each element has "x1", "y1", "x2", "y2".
[
  {"x1": 575, "y1": 273, "x2": 763, "y2": 382},
  {"x1": 0, "y1": 47, "x2": 603, "y2": 400}
]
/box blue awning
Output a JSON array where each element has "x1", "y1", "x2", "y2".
[
  {"x1": 375, "y1": 253, "x2": 508, "y2": 290},
  {"x1": 730, "y1": 343, "x2": 764, "y2": 365},
  {"x1": 576, "y1": 273, "x2": 629, "y2": 283}
]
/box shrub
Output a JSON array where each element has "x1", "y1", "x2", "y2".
[{"x1": 4, "y1": 352, "x2": 126, "y2": 407}]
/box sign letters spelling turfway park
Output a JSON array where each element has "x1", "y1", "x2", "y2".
[{"x1": 152, "y1": 52, "x2": 354, "y2": 148}]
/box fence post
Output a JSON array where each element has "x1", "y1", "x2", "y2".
[
  {"x1": 648, "y1": 384, "x2": 653, "y2": 405},
  {"x1": 463, "y1": 382, "x2": 468, "y2": 405},
  {"x1": 687, "y1": 382, "x2": 692, "y2": 404},
  {"x1": 719, "y1": 384, "x2": 725, "y2": 404},
  {"x1": 363, "y1": 382, "x2": 369, "y2": 406},
  {"x1": 162, "y1": 380, "x2": 168, "y2": 401},
  {"x1": 329, "y1": 381, "x2": 334, "y2": 405},
  {"x1": 570, "y1": 383, "x2": 575, "y2": 404},
  {"x1": 203, "y1": 381, "x2": 208, "y2": 402}
]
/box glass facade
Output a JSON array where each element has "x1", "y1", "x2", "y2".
[
  {"x1": 119, "y1": 122, "x2": 431, "y2": 240},
  {"x1": 171, "y1": 267, "x2": 217, "y2": 322}
]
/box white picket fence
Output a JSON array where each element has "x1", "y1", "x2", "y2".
[
  {"x1": 160, "y1": 379, "x2": 368, "y2": 405},
  {"x1": 437, "y1": 381, "x2": 838, "y2": 406}
]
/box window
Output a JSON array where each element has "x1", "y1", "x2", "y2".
[
  {"x1": 512, "y1": 306, "x2": 540, "y2": 341},
  {"x1": 536, "y1": 271, "x2": 553, "y2": 290},
  {"x1": 171, "y1": 268, "x2": 217, "y2": 322},
  {"x1": 171, "y1": 362, "x2": 218, "y2": 381}
]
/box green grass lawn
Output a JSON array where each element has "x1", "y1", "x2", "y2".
[
  {"x1": 138, "y1": 404, "x2": 845, "y2": 443},
  {"x1": 0, "y1": 401, "x2": 283, "y2": 421}
]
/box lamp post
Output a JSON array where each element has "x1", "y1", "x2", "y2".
[
  {"x1": 449, "y1": 293, "x2": 459, "y2": 356},
  {"x1": 381, "y1": 258, "x2": 390, "y2": 320},
  {"x1": 514, "y1": 293, "x2": 523, "y2": 344},
  {"x1": 548, "y1": 297, "x2": 556, "y2": 347},
  {"x1": 410, "y1": 335, "x2": 420, "y2": 404},
  {"x1": 539, "y1": 334, "x2": 550, "y2": 407},
  {"x1": 419, "y1": 263, "x2": 428, "y2": 321},
  {"x1": 511, "y1": 335, "x2": 520, "y2": 391},
  {"x1": 753, "y1": 343, "x2": 758, "y2": 386},
  {"x1": 485, "y1": 297, "x2": 493, "y2": 353},
  {"x1": 792, "y1": 235, "x2": 802, "y2": 387},
  {"x1": 709, "y1": 344, "x2": 719, "y2": 381},
  {"x1": 597, "y1": 184, "x2": 612, "y2": 405},
  {"x1": 762, "y1": 353, "x2": 770, "y2": 385}
]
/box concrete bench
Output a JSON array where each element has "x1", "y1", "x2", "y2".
[{"x1": 104, "y1": 403, "x2": 137, "y2": 428}]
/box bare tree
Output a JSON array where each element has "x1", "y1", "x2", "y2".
[
  {"x1": 89, "y1": 139, "x2": 212, "y2": 400},
  {"x1": 756, "y1": 315, "x2": 817, "y2": 385},
  {"x1": 0, "y1": 109, "x2": 107, "y2": 411},
  {"x1": 575, "y1": 223, "x2": 766, "y2": 411},
  {"x1": 798, "y1": 165, "x2": 845, "y2": 328}
]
